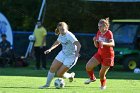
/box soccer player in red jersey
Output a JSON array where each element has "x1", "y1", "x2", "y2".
[{"x1": 84, "y1": 18, "x2": 115, "y2": 90}]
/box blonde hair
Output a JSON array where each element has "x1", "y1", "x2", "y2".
[
  {"x1": 55, "y1": 22, "x2": 68, "y2": 35},
  {"x1": 98, "y1": 17, "x2": 110, "y2": 28}
]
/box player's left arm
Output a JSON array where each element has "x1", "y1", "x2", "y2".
[
  {"x1": 73, "y1": 41, "x2": 81, "y2": 57},
  {"x1": 102, "y1": 31, "x2": 115, "y2": 47},
  {"x1": 102, "y1": 39, "x2": 115, "y2": 47},
  {"x1": 68, "y1": 33, "x2": 81, "y2": 57}
]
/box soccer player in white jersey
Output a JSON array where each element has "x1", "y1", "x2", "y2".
[{"x1": 39, "y1": 22, "x2": 81, "y2": 89}]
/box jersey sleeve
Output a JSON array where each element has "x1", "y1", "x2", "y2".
[
  {"x1": 42, "y1": 27, "x2": 47, "y2": 36},
  {"x1": 95, "y1": 31, "x2": 100, "y2": 40},
  {"x1": 57, "y1": 35, "x2": 61, "y2": 42},
  {"x1": 108, "y1": 30, "x2": 113, "y2": 40},
  {"x1": 67, "y1": 32, "x2": 78, "y2": 43}
]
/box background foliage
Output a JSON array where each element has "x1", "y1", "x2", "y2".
[
  {"x1": 1, "y1": 0, "x2": 140, "y2": 33},
  {"x1": 1, "y1": 0, "x2": 140, "y2": 58}
]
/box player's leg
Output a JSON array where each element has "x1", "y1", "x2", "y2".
[
  {"x1": 57, "y1": 64, "x2": 75, "y2": 82},
  {"x1": 99, "y1": 57, "x2": 114, "y2": 90},
  {"x1": 62, "y1": 56, "x2": 78, "y2": 82},
  {"x1": 39, "y1": 59, "x2": 62, "y2": 89},
  {"x1": 57, "y1": 65, "x2": 69, "y2": 78},
  {"x1": 34, "y1": 47, "x2": 41, "y2": 70},
  {"x1": 85, "y1": 53, "x2": 101, "y2": 84},
  {"x1": 41, "y1": 47, "x2": 47, "y2": 70},
  {"x1": 46, "y1": 59, "x2": 62, "y2": 86},
  {"x1": 46, "y1": 51, "x2": 66, "y2": 87},
  {"x1": 84, "y1": 57, "x2": 99, "y2": 84},
  {"x1": 99, "y1": 65, "x2": 110, "y2": 90},
  {"x1": 63, "y1": 72, "x2": 75, "y2": 82},
  {"x1": 39, "y1": 51, "x2": 64, "y2": 89}
]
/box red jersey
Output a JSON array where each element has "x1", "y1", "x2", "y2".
[{"x1": 95, "y1": 30, "x2": 114, "y2": 57}]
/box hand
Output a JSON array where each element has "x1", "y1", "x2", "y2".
[
  {"x1": 99, "y1": 41, "x2": 103, "y2": 48},
  {"x1": 93, "y1": 37, "x2": 99, "y2": 43},
  {"x1": 93, "y1": 37, "x2": 96, "y2": 41},
  {"x1": 44, "y1": 49, "x2": 51, "y2": 54}
]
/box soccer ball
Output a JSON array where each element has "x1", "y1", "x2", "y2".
[
  {"x1": 54, "y1": 78, "x2": 65, "y2": 89},
  {"x1": 134, "y1": 68, "x2": 140, "y2": 73},
  {"x1": 28, "y1": 35, "x2": 35, "y2": 41}
]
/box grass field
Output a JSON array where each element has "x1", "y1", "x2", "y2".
[{"x1": 0, "y1": 62, "x2": 140, "y2": 93}]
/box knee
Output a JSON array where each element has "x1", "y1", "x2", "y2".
[
  {"x1": 99, "y1": 72, "x2": 105, "y2": 79},
  {"x1": 56, "y1": 71, "x2": 63, "y2": 77},
  {"x1": 86, "y1": 63, "x2": 93, "y2": 71},
  {"x1": 50, "y1": 66, "x2": 56, "y2": 73}
]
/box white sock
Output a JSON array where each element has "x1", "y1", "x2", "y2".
[
  {"x1": 46, "y1": 71, "x2": 55, "y2": 86},
  {"x1": 63, "y1": 72, "x2": 72, "y2": 79}
]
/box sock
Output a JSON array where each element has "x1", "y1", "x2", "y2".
[
  {"x1": 46, "y1": 71, "x2": 55, "y2": 86},
  {"x1": 63, "y1": 72, "x2": 72, "y2": 79},
  {"x1": 100, "y1": 78, "x2": 106, "y2": 87},
  {"x1": 86, "y1": 70, "x2": 96, "y2": 80}
]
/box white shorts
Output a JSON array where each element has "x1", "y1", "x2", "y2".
[{"x1": 55, "y1": 51, "x2": 78, "y2": 69}]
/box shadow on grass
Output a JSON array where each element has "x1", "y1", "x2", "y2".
[
  {"x1": 65, "y1": 85, "x2": 98, "y2": 88},
  {"x1": 1, "y1": 87, "x2": 32, "y2": 89},
  {"x1": 0, "y1": 86, "x2": 55, "y2": 89},
  {"x1": 0, "y1": 86, "x2": 89, "y2": 89}
]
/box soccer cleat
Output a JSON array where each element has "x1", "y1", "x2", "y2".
[
  {"x1": 39, "y1": 84, "x2": 50, "y2": 89},
  {"x1": 69, "y1": 72, "x2": 75, "y2": 82},
  {"x1": 84, "y1": 78, "x2": 96, "y2": 84},
  {"x1": 100, "y1": 86, "x2": 106, "y2": 90}
]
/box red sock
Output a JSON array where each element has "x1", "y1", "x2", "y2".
[
  {"x1": 100, "y1": 79, "x2": 106, "y2": 86},
  {"x1": 86, "y1": 70, "x2": 96, "y2": 80}
]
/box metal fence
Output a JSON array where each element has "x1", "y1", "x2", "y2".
[{"x1": 13, "y1": 31, "x2": 96, "y2": 60}]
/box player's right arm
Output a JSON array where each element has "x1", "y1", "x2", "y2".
[{"x1": 44, "y1": 40, "x2": 60, "y2": 54}]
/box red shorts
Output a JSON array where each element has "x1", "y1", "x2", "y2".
[{"x1": 93, "y1": 52, "x2": 114, "y2": 66}]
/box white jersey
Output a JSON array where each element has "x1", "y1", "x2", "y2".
[{"x1": 57, "y1": 31, "x2": 78, "y2": 56}]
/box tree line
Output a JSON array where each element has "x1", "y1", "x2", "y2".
[{"x1": 0, "y1": 0, "x2": 140, "y2": 33}]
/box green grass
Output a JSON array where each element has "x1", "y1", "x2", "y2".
[{"x1": 0, "y1": 63, "x2": 140, "y2": 93}]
